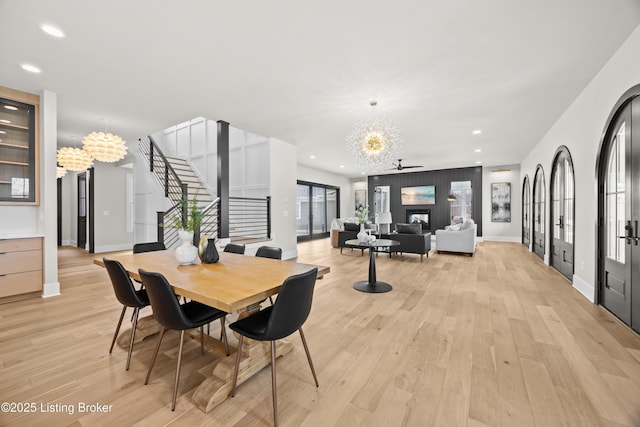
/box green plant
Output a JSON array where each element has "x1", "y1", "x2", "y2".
[
  {"x1": 165, "y1": 196, "x2": 203, "y2": 233},
  {"x1": 356, "y1": 205, "x2": 369, "y2": 224}
]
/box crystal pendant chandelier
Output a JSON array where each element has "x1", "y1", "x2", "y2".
[
  {"x1": 56, "y1": 146, "x2": 94, "y2": 171},
  {"x1": 346, "y1": 101, "x2": 402, "y2": 172},
  {"x1": 82, "y1": 131, "x2": 127, "y2": 162}
]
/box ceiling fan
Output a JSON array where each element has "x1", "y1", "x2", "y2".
[{"x1": 389, "y1": 159, "x2": 423, "y2": 171}]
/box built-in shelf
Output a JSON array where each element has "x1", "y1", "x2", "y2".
[
  {"x1": 0, "y1": 160, "x2": 28, "y2": 166},
  {"x1": 0, "y1": 122, "x2": 29, "y2": 131},
  {"x1": 0, "y1": 142, "x2": 28, "y2": 149},
  {"x1": 0, "y1": 90, "x2": 38, "y2": 204}
]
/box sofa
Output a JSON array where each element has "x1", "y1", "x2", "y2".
[
  {"x1": 435, "y1": 219, "x2": 477, "y2": 255},
  {"x1": 382, "y1": 223, "x2": 432, "y2": 262},
  {"x1": 338, "y1": 222, "x2": 377, "y2": 254}
]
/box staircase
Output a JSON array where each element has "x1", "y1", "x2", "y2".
[{"x1": 138, "y1": 136, "x2": 219, "y2": 248}]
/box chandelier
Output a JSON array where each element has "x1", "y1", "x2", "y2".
[
  {"x1": 346, "y1": 101, "x2": 402, "y2": 172},
  {"x1": 56, "y1": 166, "x2": 67, "y2": 179},
  {"x1": 82, "y1": 131, "x2": 127, "y2": 162},
  {"x1": 56, "y1": 147, "x2": 94, "y2": 171}
]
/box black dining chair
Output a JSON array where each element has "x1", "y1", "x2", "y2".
[
  {"x1": 255, "y1": 245, "x2": 282, "y2": 260},
  {"x1": 256, "y1": 246, "x2": 283, "y2": 305},
  {"x1": 103, "y1": 258, "x2": 150, "y2": 371},
  {"x1": 230, "y1": 268, "x2": 319, "y2": 426},
  {"x1": 223, "y1": 243, "x2": 246, "y2": 254},
  {"x1": 139, "y1": 269, "x2": 229, "y2": 411},
  {"x1": 133, "y1": 241, "x2": 166, "y2": 254}
]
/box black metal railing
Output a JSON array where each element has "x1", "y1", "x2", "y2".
[
  {"x1": 140, "y1": 135, "x2": 271, "y2": 247},
  {"x1": 139, "y1": 136, "x2": 188, "y2": 206},
  {"x1": 228, "y1": 196, "x2": 271, "y2": 242}
]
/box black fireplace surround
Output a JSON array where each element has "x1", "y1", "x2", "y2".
[{"x1": 406, "y1": 209, "x2": 430, "y2": 231}]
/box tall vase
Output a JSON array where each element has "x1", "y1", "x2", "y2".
[
  {"x1": 175, "y1": 230, "x2": 198, "y2": 265},
  {"x1": 202, "y1": 238, "x2": 220, "y2": 263},
  {"x1": 357, "y1": 223, "x2": 368, "y2": 242}
]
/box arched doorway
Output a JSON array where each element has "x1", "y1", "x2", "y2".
[
  {"x1": 598, "y1": 86, "x2": 640, "y2": 332},
  {"x1": 522, "y1": 175, "x2": 531, "y2": 248},
  {"x1": 532, "y1": 165, "x2": 545, "y2": 260},
  {"x1": 550, "y1": 147, "x2": 574, "y2": 280}
]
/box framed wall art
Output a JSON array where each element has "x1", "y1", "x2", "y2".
[{"x1": 491, "y1": 182, "x2": 511, "y2": 222}]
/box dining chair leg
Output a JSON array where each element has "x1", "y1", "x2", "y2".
[
  {"x1": 220, "y1": 317, "x2": 229, "y2": 356},
  {"x1": 230, "y1": 335, "x2": 244, "y2": 397},
  {"x1": 126, "y1": 307, "x2": 140, "y2": 371},
  {"x1": 172, "y1": 330, "x2": 186, "y2": 411},
  {"x1": 299, "y1": 328, "x2": 319, "y2": 387},
  {"x1": 145, "y1": 327, "x2": 166, "y2": 385},
  {"x1": 270, "y1": 340, "x2": 278, "y2": 427},
  {"x1": 109, "y1": 306, "x2": 127, "y2": 354},
  {"x1": 200, "y1": 326, "x2": 205, "y2": 355}
]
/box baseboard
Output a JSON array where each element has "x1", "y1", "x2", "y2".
[
  {"x1": 572, "y1": 274, "x2": 595, "y2": 303},
  {"x1": 42, "y1": 281, "x2": 61, "y2": 298},
  {"x1": 482, "y1": 235, "x2": 521, "y2": 243},
  {"x1": 94, "y1": 243, "x2": 133, "y2": 253},
  {"x1": 62, "y1": 239, "x2": 72, "y2": 246}
]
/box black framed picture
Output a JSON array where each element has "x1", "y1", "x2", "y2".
[{"x1": 491, "y1": 182, "x2": 511, "y2": 222}]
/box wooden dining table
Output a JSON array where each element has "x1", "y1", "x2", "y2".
[{"x1": 94, "y1": 249, "x2": 329, "y2": 413}]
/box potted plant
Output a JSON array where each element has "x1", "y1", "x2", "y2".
[
  {"x1": 356, "y1": 204, "x2": 370, "y2": 242},
  {"x1": 165, "y1": 196, "x2": 203, "y2": 265}
]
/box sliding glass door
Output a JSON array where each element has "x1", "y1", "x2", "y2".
[{"x1": 297, "y1": 181, "x2": 339, "y2": 241}]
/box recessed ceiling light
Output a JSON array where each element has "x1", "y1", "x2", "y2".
[
  {"x1": 309, "y1": 155, "x2": 316, "y2": 159},
  {"x1": 472, "y1": 130, "x2": 482, "y2": 135},
  {"x1": 21, "y1": 64, "x2": 42, "y2": 74},
  {"x1": 4, "y1": 105, "x2": 18, "y2": 111},
  {"x1": 339, "y1": 165, "x2": 345, "y2": 168},
  {"x1": 361, "y1": 172, "x2": 366, "y2": 175},
  {"x1": 0, "y1": 119, "x2": 11, "y2": 124},
  {"x1": 474, "y1": 148, "x2": 482, "y2": 153},
  {"x1": 475, "y1": 161, "x2": 482, "y2": 164},
  {"x1": 40, "y1": 23, "x2": 65, "y2": 38}
]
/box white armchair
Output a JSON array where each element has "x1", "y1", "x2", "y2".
[{"x1": 435, "y1": 221, "x2": 477, "y2": 254}]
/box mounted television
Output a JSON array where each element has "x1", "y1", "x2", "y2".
[{"x1": 401, "y1": 185, "x2": 435, "y2": 205}]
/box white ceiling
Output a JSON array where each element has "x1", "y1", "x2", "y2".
[{"x1": 1, "y1": 1, "x2": 639, "y2": 178}]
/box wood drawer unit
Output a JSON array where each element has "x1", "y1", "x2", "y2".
[{"x1": 0, "y1": 237, "x2": 42, "y2": 299}]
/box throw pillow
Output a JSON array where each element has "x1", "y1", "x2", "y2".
[
  {"x1": 344, "y1": 222, "x2": 360, "y2": 232},
  {"x1": 460, "y1": 219, "x2": 475, "y2": 231},
  {"x1": 448, "y1": 223, "x2": 462, "y2": 231},
  {"x1": 396, "y1": 223, "x2": 422, "y2": 234},
  {"x1": 452, "y1": 216, "x2": 463, "y2": 224}
]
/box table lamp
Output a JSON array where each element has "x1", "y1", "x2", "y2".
[{"x1": 377, "y1": 211, "x2": 393, "y2": 234}]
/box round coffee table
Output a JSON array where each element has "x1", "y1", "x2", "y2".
[{"x1": 345, "y1": 239, "x2": 400, "y2": 293}]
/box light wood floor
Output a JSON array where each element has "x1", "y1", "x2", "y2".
[{"x1": 1, "y1": 240, "x2": 640, "y2": 426}]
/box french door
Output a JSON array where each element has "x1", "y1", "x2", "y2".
[
  {"x1": 550, "y1": 148, "x2": 574, "y2": 280},
  {"x1": 522, "y1": 176, "x2": 530, "y2": 247},
  {"x1": 296, "y1": 181, "x2": 339, "y2": 241},
  {"x1": 600, "y1": 96, "x2": 640, "y2": 331},
  {"x1": 532, "y1": 166, "x2": 545, "y2": 260}
]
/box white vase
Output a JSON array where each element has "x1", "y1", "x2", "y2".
[
  {"x1": 175, "y1": 230, "x2": 198, "y2": 265},
  {"x1": 357, "y1": 223, "x2": 368, "y2": 242}
]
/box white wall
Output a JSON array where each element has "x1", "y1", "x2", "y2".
[
  {"x1": 133, "y1": 139, "x2": 172, "y2": 244},
  {"x1": 38, "y1": 90, "x2": 59, "y2": 297},
  {"x1": 297, "y1": 165, "x2": 352, "y2": 222},
  {"x1": 93, "y1": 162, "x2": 134, "y2": 252},
  {"x1": 521, "y1": 24, "x2": 640, "y2": 302},
  {"x1": 482, "y1": 165, "x2": 521, "y2": 242},
  {"x1": 229, "y1": 125, "x2": 270, "y2": 198},
  {"x1": 268, "y1": 137, "x2": 297, "y2": 259}
]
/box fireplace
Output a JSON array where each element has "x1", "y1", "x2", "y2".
[{"x1": 406, "y1": 209, "x2": 431, "y2": 231}]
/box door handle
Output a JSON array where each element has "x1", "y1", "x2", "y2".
[{"x1": 618, "y1": 220, "x2": 634, "y2": 245}]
